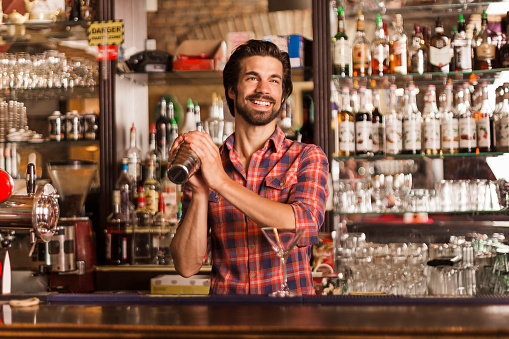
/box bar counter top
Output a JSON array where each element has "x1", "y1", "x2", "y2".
[{"x1": 1, "y1": 294, "x2": 509, "y2": 337}]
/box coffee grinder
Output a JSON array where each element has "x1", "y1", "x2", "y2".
[{"x1": 46, "y1": 160, "x2": 97, "y2": 293}]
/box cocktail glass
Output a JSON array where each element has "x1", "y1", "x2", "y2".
[{"x1": 261, "y1": 227, "x2": 305, "y2": 297}]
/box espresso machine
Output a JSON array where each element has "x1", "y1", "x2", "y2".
[
  {"x1": 45, "y1": 160, "x2": 97, "y2": 293},
  {"x1": 0, "y1": 162, "x2": 60, "y2": 293}
]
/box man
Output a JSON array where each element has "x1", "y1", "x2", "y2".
[{"x1": 170, "y1": 40, "x2": 329, "y2": 295}]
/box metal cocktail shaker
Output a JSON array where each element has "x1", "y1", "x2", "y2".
[{"x1": 167, "y1": 142, "x2": 201, "y2": 185}]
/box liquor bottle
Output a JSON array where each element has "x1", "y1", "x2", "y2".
[
  {"x1": 350, "y1": 89, "x2": 359, "y2": 114},
  {"x1": 144, "y1": 123, "x2": 161, "y2": 181},
  {"x1": 454, "y1": 14, "x2": 473, "y2": 72},
  {"x1": 429, "y1": 18, "x2": 452, "y2": 73},
  {"x1": 441, "y1": 83, "x2": 459, "y2": 154},
  {"x1": 338, "y1": 87, "x2": 355, "y2": 156},
  {"x1": 179, "y1": 98, "x2": 196, "y2": 134},
  {"x1": 402, "y1": 84, "x2": 422, "y2": 155},
  {"x1": 194, "y1": 101, "x2": 202, "y2": 130},
  {"x1": 332, "y1": 102, "x2": 339, "y2": 156},
  {"x1": 131, "y1": 186, "x2": 152, "y2": 265},
  {"x1": 161, "y1": 167, "x2": 179, "y2": 225},
  {"x1": 474, "y1": 9, "x2": 497, "y2": 70},
  {"x1": 459, "y1": 83, "x2": 477, "y2": 153},
  {"x1": 352, "y1": 9, "x2": 370, "y2": 77},
  {"x1": 156, "y1": 97, "x2": 171, "y2": 153},
  {"x1": 371, "y1": 13, "x2": 389, "y2": 76},
  {"x1": 498, "y1": 12, "x2": 509, "y2": 68},
  {"x1": 385, "y1": 84, "x2": 403, "y2": 155},
  {"x1": 476, "y1": 82, "x2": 495, "y2": 152},
  {"x1": 408, "y1": 23, "x2": 428, "y2": 75},
  {"x1": 106, "y1": 190, "x2": 129, "y2": 265},
  {"x1": 152, "y1": 192, "x2": 172, "y2": 265},
  {"x1": 143, "y1": 159, "x2": 160, "y2": 215},
  {"x1": 355, "y1": 86, "x2": 372, "y2": 155},
  {"x1": 115, "y1": 157, "x2": 134, "y2": 221},
  {"x1": 205, "y1": 93, "x2": 225, "y2": 146},
  {"x1": 389, "y1": 14, "x2": 408, "y2": 75},
  {"x1": 126, "y1": 122, "x2": 142, "y2": 197},
  {"x1": 496, "y1": 83, "x2": 509, "y2": 152},
  {"x1": 371, "y1": 89, "x2": 384, "y2": 155},
  {"x1": 168, "y1": 118, "x2": 179, "y2": 147},
  {"x1": 333, "y1": 6, "x2": 350, "y2": 77},
  {"x1": 422, "y1": 85, "x2": 441, "y2": 155}
]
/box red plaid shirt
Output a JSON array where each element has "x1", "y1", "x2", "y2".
[{"x1": 181, "y1": 126, "x2": 329, "y2": 295}]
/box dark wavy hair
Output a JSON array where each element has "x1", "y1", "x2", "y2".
[{"x1": 223, "y1": 40, "x2": 293, "y2": 116}]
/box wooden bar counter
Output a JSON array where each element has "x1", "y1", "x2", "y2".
[{"x1": 1, "y1": 294, "x2": 509, "y2": 338}]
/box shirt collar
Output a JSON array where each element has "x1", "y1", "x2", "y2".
[{"x1": 223, "y1": 125, "x2": 285, "y2": 154}]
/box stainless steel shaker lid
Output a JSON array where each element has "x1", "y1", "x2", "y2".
[{"x1": 167, "y1": 164, "x2": 190, "y2": 185}]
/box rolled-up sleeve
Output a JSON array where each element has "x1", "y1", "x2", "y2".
[{"x1": 289, "y1": 144, "x2": 329, "y2": 247}]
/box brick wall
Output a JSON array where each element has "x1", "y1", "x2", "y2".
[{"x1": 147, "y1": 0, "x2": 268, "y2": 54}]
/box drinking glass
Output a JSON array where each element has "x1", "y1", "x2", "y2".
[{"x1": 261, "y1": 227, "x2": 305, "y2": 297}]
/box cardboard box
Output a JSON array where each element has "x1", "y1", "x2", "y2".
[
  {"x1": 150, "y1": 274, "x2": 210, "y2": 295},
  {"x1": 288, "y1": 34, "x2": 312, "y2": 68},
  {"x1": 173, "y1": 40, "x2": 227, "y2": 71},
  {"x1": 227, "y1": 32, "x2": 255, "y2": 57}
]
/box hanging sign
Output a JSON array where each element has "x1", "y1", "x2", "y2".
[{"x1": 88, "y1": 20, "x2": 125, "y2": 46}]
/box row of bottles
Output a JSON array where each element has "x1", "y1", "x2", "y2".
[
  {"x1": 334, "y1": 81, "x2": 509, "y2": 157},
  {"x1": 108, "y1": 93, "x2": 234, "y2": 265},
  {"x1": 333, "y1": 8, "x2": 509, "y2": 77}
]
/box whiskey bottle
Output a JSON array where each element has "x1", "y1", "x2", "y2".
[
  {"x1": 453, "y1": 14, "x2": 472, "y2": 72},
  {"x1": 474, "y1": 10, "x2": 497, "y2": 70},
  {"x1": 371, "y1": 13, "x2": 389, "y2": 76},
  {"x1": 333, "y1": 6, "x2": 350, "y2": 77},
  {"x1": 476, "y1": 82, "x2": 495, "y2": 152},
  {"x1": 408, "y1": 23, "x2": 428, "y2": 75},
  {"x1": 352, "y1": 10, "x2": 370, "y2": 77},
  {"x1": 422, "y1": 85, "x2": 441, "y2": 155},
  {"x1": 355, "y1": 86, "x2": 373, "y2": 155},
  {"x1": 338, "y1": 87, "x2": 355, "y2": 156},
  {"x1": 429, "y1": 18, "x2": 452, "y2": 73},
  {"x1": 385, "y1": 84, "x2": 403, "y2": 155},
  {"x1": 402, "y1": 84, "x2": 422, "y2": 155},
  {"x1": 106, "y1": 190, "x2": 129, "y2": 265},
  {"x1": 441, "y1": 83, "x2": 459, "y2": 154},
  {"x1": 389, "y1": 14, "x2": 408, "y2": 75},
  {"x1": 126, "y1": 122, "x2": 142, "y2": 198},
  {"x1": 143, "y1": 159, "x2": 161, "y2": 215},
  {"x1": 459, "y1": 83, "x2": 477, "y2": 153},
  {"x1": 371, "y1": 89, "x2": 384, "y2": 155}
]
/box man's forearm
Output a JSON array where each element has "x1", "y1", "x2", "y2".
[
  {"x1": 216, "y1": 177, "x2": 296, "y2": 231},
  {"x1": 170, "y1": 191, "x2": 209, "y2": 277}
]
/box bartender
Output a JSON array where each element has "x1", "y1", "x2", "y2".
[{"x1": 170, "y1": 40, "x2": 329, "y2": 295}]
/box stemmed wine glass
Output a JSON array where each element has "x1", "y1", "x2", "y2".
[
  {"x1": 370, "y1": 174, "x2": 386, "y2": 212},
  {"x1": 261, "y1": 227, "x2": 305, "y2": 297}
]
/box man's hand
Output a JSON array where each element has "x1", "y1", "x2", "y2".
[{"x1": 183, "y1": 131, "x2": 230, "y2": 191}]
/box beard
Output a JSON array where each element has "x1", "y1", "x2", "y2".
[{"x1": 235, "y1": 94, "x2": 282, "y2": 126}]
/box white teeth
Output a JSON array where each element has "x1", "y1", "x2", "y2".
[{"x1": 253, "y1": 100, "x2": 270, "y2": 106}]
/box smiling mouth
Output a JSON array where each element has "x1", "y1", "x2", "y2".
[{"x1": 252, "y1": 99, "x2": 271, "y2": 107}]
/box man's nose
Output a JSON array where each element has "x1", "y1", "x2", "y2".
[{"x1": 256, "y1": 80, "x2": 271, "y2": 94}]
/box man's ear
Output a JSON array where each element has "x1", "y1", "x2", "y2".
[{"x1": 228, "y1": 86, "x2": 235, "y2": 100}]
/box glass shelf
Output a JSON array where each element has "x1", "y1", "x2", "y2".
[
  {"x1": 334, "y1": 209, "x2": 507, "y2": 215},
  {"x1": 341, "y1": 0, "x2": 502, "y2": 18},
  {"x1": 117, "y1": 67, "x2": 313, "y2": 86},
  {"x1": 0, "y1": 85, "x2": 98, "y2": 101},
  {"x1": 0, "y1": 20, "x2": 91, "y2": 44},
  {"x1": 332, "y1": 69, "x2": 509, "y2": 89},
  {"x1": 333, "y1": 151, "x2": 506, "y2": 161}
]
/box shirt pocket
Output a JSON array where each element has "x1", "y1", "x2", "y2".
[
  {"x1": 208, "y1": 191, "x2": 236, "y2": 227},
  {"x1": 265, "y1": 168, "x2": 298, "y2": 203}
]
